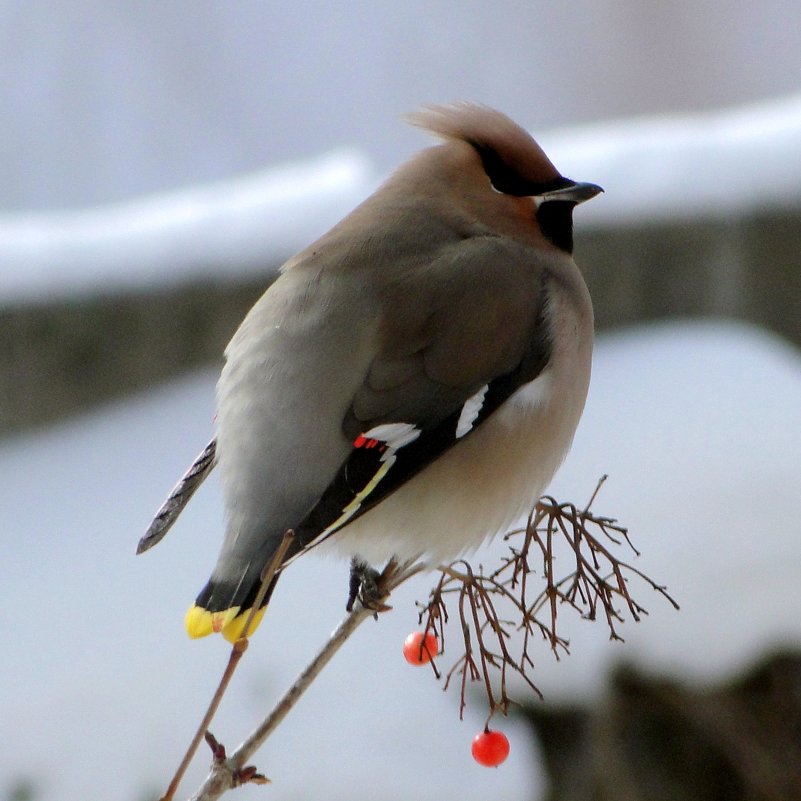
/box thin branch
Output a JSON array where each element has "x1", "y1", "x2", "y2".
[
  {"x1": 415, "y1": 478, "x2": 677, "y2": 722},
  {"x1": 582, "y1": 473, "x2": 608, "y2": 514},
  {"x1": 161, "y1": 530, "x2": 295, "y2": 801},
  {"x1": 162, "y1": 477, "x2": 675, "y2": 801},
  {"x1": 184, "y1": 558, "x2": 425, "y2": 801}
]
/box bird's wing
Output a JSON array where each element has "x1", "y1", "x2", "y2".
[{"x1": 291, "y1": 235, "x2": 552, "y2": 555}]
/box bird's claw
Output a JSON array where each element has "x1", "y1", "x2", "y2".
[{"x1": 347, "y1": 558, "x2": 392, "y2": 614}]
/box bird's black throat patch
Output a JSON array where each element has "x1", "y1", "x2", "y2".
[{"x1": 536, "y1": 201, "x2": 576, "y2": 253}]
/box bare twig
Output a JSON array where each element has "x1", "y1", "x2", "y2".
[
  {"x1": 416, "y1": 477, "x2": 678, "y2": 725},
  {"x1": 163, "y1": 478, "x2": 674, "y2": 800},
  {"x1": 161, "y1": 530, "x2": 295, "y2": 801},
  {"x1": 183, "y1": 558, "x2": 425, "y2": 801}
]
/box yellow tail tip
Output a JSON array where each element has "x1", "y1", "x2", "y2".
[
  {"x1": 185, "y1": 604, "x2": 239, "y2": 639},
  {"x1": 221, "y1": 606, "x2": 267, "y2": 642},
  {"x1": 185, "y1": 604, "x2": 266, "y2": 642}
]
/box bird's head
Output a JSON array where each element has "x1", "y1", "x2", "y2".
[{"x1": 406, "y1": 103, "x2": 602, "y2": 253}]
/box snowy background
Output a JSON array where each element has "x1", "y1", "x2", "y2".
[
  {"x1": 3, "y1": 1, "x2": 801, "y2": 213},
  {"x1": 2, "y1": 4, "x2": 801, "y2": 801},
  {"x1": 3, "y1": 320, "x2": 800, "y2": 801}
]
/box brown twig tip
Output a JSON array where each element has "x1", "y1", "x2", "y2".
[
  {"x1": 235, "y1": 766, "x2": 270, "y2": 786},
  {"x1": 204, "y1": 731, "x2": 226, "y2": 762},
  {"x1": 421, "y1": 477, "x2": 676, "y2": 722}
]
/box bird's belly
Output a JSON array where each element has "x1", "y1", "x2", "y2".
[{"x1": 324, "y1": 364, "x2": 587, "y2": 566}]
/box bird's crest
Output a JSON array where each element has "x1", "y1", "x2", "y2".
[{"x1": 406, "y1": 102, "x2": 561, "y2": 192}]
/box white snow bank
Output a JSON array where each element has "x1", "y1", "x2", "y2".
[
  {"x1": 544, "y1": 92, "x2": 801, "y2": 224},
  {"x1": 1, "y1": 320, "x2": 799, "y2": 800},
  {"x1": 529, "y1": 320, "x2": 801, "y2": 698},
  {"x1": 3, "y1": 93, "x2": 801, "y2": 304},
  {"x1": 0, "y1": 149, "x2": 375, "y2": 304}
]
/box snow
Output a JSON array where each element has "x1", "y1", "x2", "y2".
[
  {"x1": 0, "y1": 149, "x2": 374, "y2": 304},
  {"x1": 1, "y1": 320, "x2": 799, "y2": 801},
  {"x1": 3, "y1": 93, "x2": 801, "y2": 305},
  {"x1": 2, "y1": 93, "x2": 801, "y2": 797},
  {"x1": 538, "y1": 321, "x2": 801, "y2": 694},
  {"x1": 544, "y1": 93, "x2": 801, "y2": 224},
  {"x1": 5, "y1": 2, "x2": 801, "y2": 211}
]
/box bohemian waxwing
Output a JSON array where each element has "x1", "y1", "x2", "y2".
[{"x1": 139, "y1": 103, "x2": 602, "y2": 642}]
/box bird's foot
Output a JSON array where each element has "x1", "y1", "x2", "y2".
[{"x1": 347, "y1": 557, "x2": 393, "y2": 615}]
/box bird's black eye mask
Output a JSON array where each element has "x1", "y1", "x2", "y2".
[
  {"x1": 469, "y1": 140, "x2": 577, "y2": 253},
  {"x1": 468, "y1": 140, "x2": 574, "y2": 197}
]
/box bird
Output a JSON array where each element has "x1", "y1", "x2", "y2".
[{"x1": 138, "y1": 102, "x2": 602, "y2": 643}]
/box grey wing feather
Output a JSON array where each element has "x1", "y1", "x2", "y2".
[
  {"x1": 347, "y1": 236, "x2": 546, "y2": 434},
  {"x1": 295, "y1": 239, "x2": 550, "y2": 552},
  {"x1": 137, "y1": 438, "x2": 217, "y2": 554}
]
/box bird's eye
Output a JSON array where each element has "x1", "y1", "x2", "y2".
[
  {"x1": 468, "y1": 140, "x2": 577, "y2": 252},
  {"x1": 470, "y1": 142, "x2": 532, "y2": 196},
  {"x1": 469, "y1": 141, "x2": 574, "y2": 200}
]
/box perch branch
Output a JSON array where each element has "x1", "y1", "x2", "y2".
[
  {"x1": 183, "y1": 558, "x2": 425, "y2": 801},
  {"x1": 161, "y1": 530, "x2": 295, "y2": 801}
]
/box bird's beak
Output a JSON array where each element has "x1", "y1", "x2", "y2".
[{"x1": 535, "y1": 181, "x2": 604, "y2": 205}]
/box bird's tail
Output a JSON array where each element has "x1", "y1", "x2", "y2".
[{"x1": 185, "y1": 569, "x2": 281, "y2": 643}]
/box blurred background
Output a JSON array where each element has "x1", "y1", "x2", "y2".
[
  {"x1": 1, "y1": 3, "x2": 800, "y2": 801},
  {"x1": 3, "y1": 0, "x2": 801, "y2": 211}
]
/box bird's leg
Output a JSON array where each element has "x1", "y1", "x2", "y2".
[
  {"x1": 347, "y1": 557, "x2": 392, "y2": 614},
  {"x1": 346, "y1": 558, "x2": 367, "y2": 611}
]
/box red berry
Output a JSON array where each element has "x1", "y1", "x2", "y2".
[
  {"x1": 402, "y1": 631, "x2": 438, "y2": 665},
  {"x1": 471, "y1": 729, "x2": 510, "y2": 767}
]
